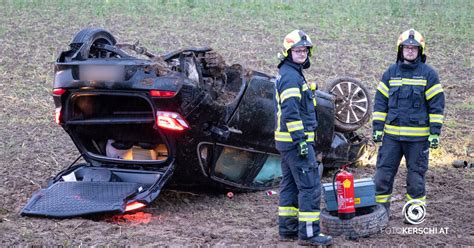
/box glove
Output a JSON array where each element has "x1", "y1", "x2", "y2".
[
  {"x1": 297, "y1": 141, "x2": 309, "y2": 158},
  {"x1": 428, "y1": 134, "x2": 440, "y2": 149},
  {"x1": 372, "y1": 130, "x2": 383, "y2": 143}
]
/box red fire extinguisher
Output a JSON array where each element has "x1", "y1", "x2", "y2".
[{"x1": 332, "y1": 164, "x2": 355, "y2": 219}]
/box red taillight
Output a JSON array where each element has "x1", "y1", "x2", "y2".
[
  {"x1": 150, "y1": 90, "x2": 176, "y2": 98},
  {"x1": 156, "y1": 111, "x2": 189, "y2": 131},
  {"x1": 52, "y1": 88, "x2": 67, "y2": 96},
  {"x1": 52, "y1": 89, "x2": 66, "y2": 124},
  {"x1": 125, "y1": 202, "x2": 146, "y2": 212},
  {"x1": 55, "y1": 107, "x2": 62, "y2": 124}
]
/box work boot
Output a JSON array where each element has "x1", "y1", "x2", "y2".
[
  {"x1": 279, "y1": 233, "x2": 298, "y2": 242},
  {"x1": 298, "y1": 233, "x2": 333, "y2": 246}
]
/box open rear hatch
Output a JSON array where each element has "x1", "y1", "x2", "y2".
[
  {"x1": 22, "y1": 90, "x2": 176, "y2": 218},
  {"x1": 21, "y1": 165, "x2": 172, "y2": 218}
]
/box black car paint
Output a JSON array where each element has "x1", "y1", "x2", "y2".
[{"x1": 21, "y1": 30, "x2": 369, "y2": 217}]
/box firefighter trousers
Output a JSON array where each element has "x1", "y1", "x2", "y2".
[
  {"x1": 374, "y1": 136, "x2": 429, "y2": 205},
  {"x1": 278, "y1": 145, "x2": 321, "y2": 239}
]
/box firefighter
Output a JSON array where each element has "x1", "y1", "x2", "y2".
[
  {"x1": 274, "y1": 30, "x2": 332, "y2": 246},
  {"x1": 372, "y1": 29, "x2": 445, "y2": 218}
]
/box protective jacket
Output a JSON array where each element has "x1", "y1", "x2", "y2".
[
  {"x1": 373, "y1": 58, "x2": 444, "y2": 142},
  {"x1": 274, "y1": 59, "x2": 317, "y2": 151},
  {"x1": 274, "y1": 58, "x2": 322, "y2": 240}
]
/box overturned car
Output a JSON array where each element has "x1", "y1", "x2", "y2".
[{"x1": 22, "y1": 28, "x2": 372, "y2": 218}]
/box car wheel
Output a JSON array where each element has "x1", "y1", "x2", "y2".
[
  {"x1": 325, "y1": 77, "x2": 372, "y2": 132},
  {"x1": 70, "y1": 28, "x2": 117, "y2": 59},
  {"x1": 320, "y1": 204, "x2": 389, "y2": 239}
]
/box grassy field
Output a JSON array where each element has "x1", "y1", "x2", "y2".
[
  {"x1": 1, "y1": 0, "x2": 472, "y2": 156},
  {"x1": 0, "y1": 0, "x2": 473, "y2": 246}
]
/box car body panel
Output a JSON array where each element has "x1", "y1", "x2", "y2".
[{"x1": 22, "y1": 29, "x2": 370, "y2": 218}]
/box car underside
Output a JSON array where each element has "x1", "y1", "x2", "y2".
[{"x1": 22, "y1": 28, "x2": 373, "y2": 218}]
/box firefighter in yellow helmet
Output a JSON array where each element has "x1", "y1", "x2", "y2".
[
  {"x1": 274, "y1": 30, "x2": 332, "y2": 246},
  {"x1": 396, "y1": 28, "x2": 426, "y2": 63},
  {"x1": 372, "y1": 29, "x2": 445, "y2": 222}
]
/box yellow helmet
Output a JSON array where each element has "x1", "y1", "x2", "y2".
[
  {"x1": 397, "y1": 29, "x2": 425, "y2": 55},
  {"x1": 282, "y1": 30, "x2": 313, "y2": 58}
]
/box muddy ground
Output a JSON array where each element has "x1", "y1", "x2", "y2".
[
  {"x1": 2, "y1": 164, "x2": 473, "y2": 246},
  {"x1": 1, "y1": 2, "x2": 473, "y2": 247}
]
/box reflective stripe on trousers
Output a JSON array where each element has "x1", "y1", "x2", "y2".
[
  {"x1": 278, "y1": 145, "x2": 321, "y2": 239},
  {"x1": 374, "y1": 136, "x2": 429, "y2": 202}
]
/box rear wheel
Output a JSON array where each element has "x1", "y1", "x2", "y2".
[
  {"x1": 70, "y1": 28, "x2": 117, "y2": 59},
  {"x1": 325, "y1": 77, "x2": 372, "y2": 132}
]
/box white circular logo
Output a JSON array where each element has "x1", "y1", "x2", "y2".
[{"x1": 402, "y1": 199, "x2": 426, "y2": 225}]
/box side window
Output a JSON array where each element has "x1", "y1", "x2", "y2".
[
  {"x1": 205, "y1": 144, "x2": 282, "y2": 189},
  {"x1": 214, "y1": 147, "x2": 256, "y2": 183},
  {"x1": 252, "y1": 154, "x2": 282, "y2": 187}
]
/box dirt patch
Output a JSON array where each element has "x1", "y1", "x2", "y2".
[
  {"x1": 1, "y1": 165, "x2": 473, "y2": 246},
  {"x1": 1, "y1": 2, "x2": 473, "y2": 247}
]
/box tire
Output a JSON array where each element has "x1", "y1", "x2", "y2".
[
  {"x1": 70, "y1": 28, "x2": 117, "y2": 60},
  {"x1": 325, "y1": 77, "x2": 372, "y2": 132},
  {"x1": 320, "y1": 204, "x2": 389, "y2": 239}
]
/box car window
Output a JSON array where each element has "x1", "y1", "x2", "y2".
[
  {"x1": 214, "y1": 147, "x2": 256, "y2": 183},
  {"x1": 252, "y1": 155, "x2": 281, "y2": 187},
  {"x1": 212, "y1": 145, "x2": 282, "y2": 189}
]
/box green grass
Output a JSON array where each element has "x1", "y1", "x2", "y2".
[
  {"x1": 1, "y1": 1, "x2": 471, "y2": 81},
  {"x1": 1, "y1": 0, "x2": 471, "y2": 85},
  {"x1": 0, "y1": 2, "x2": 472, "y2": 245},
  {"x1": 0, "y1": 0, "x2": 472, "y2": 152},
  {"x1": 2, "y1": 0, "x2": 472, "y2": 40}
]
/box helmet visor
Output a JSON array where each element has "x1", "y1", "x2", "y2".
[{"x1": 400, "y1": 38, "x2": 421, "y2": 47}]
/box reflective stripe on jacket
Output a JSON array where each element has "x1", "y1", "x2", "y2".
[
  {"x1": 274, "y1": 60, "x2": 317, "y2": 151},
  {"x1": 373, "y1": 60, "x2": 445, "y2": 141}
]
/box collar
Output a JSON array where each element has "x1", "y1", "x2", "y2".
[
  {"x1": 399, "y1": 56, "x2": 422, "y2": 70},
  {"x1": 278, "y1": 58, "x2": 304, "y2": 71}
]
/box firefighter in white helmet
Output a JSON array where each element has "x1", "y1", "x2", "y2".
[{"x1": 372, "y1": 29, "x2": 445, "y2": 221}]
